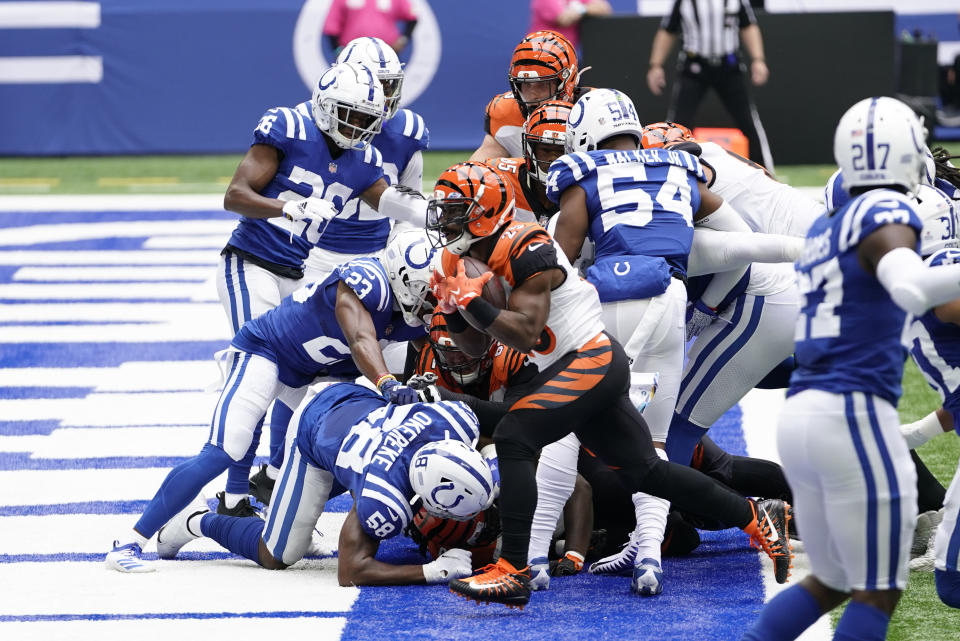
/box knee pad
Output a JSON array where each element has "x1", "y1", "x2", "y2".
[{"x1": 936, "y1": 569, "x2": 960, "y2": 609}]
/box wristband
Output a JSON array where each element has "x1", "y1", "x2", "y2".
[
  {"x1": 375, "y1": 373, "x2": 397, "y2": 391},
  {"x1": 444, "y1": 310, "x2": 471, "y2": 334},
  {"x1": 464, "y1": 297, "x2": 501, "y2": 330}
]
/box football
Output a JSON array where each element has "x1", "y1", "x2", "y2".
[{"x1": 460, "y1": 256, "x2": 507, "y2": 309}]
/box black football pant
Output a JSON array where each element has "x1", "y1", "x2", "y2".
[{"x1": 493, "y1": 333, "x2": 755, "y2": 567}]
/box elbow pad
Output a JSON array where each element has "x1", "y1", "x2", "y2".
[{"x1": 379, "y1": 184, "x2": 428, "y2": 227}]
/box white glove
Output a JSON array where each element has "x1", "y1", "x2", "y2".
[
  {"x1": 281, "y1": 198, "x2": 336, "y2": 222},
  {"x1": 422, "y1": 548, "x2": 472, "y2": 584}
]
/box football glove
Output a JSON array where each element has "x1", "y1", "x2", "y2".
[
  {"x1": 378, "y1": 377, "x2": 418, "y2": 405},
  {"x1": 406, "y1": 373, "x2": 441, "y2": 402},
  {"x1": 431, "y1": 260, "x2": 493, "y2": 312},
  {"x1": 281, "y1": 197, "x2": 336, "y2": 223},
  {"x1": 686, "y1": 300, "x2": 718, "y2": 341},
  {"x1": 422, "y1": 548, "x2": 473, "y2": 584}
]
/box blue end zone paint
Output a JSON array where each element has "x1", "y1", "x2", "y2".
[
  {"x1": 0, "y1": 611, "x2": 345, "y2": 623},
  {"x1": 0, "y1": 386, "x2": 94, "y2": 399},
  {"x1": 0, "y1": 210, "x2": 235, "y2": 228},
  {"x1": 0, "y1": 341, "x2": 228, "y2": 367},
  {"x1": 340, "y1": 406, "x2": 764, "y2": 640}
]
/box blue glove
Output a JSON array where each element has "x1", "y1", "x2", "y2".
[{"x1": 379, "y1": 378, "x2": 419, "y2": 405}]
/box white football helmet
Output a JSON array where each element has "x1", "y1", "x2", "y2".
[
  {"x1": 382, "y1": 229, "x2": 438, "y2": 327},
  {"x1": 337, "y1": 37, "x2": 404, "y2": 119},
  {"x1": 409, "y1": 439, "x2": 495, "y2": 521},
  {"x1": 833, "y1": 96, "x2": 926, "y2": 195},
  {"x1": 311, "y1": 61, "x2": 385, "y2": 151},
  {"x1": 916, "y1": 184, "x2": 959, "y2": 256},
  {"x1": 565, "y1": 88, "x2": 644, "y2": 153}
]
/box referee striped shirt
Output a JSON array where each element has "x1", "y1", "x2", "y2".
[{"x1": 662, "y1": 0, "x2": 757, "y2": 61}]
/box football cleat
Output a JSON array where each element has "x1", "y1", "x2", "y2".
[
  {"x1": 105, "y1": 541, "x2": 154, "y2": 573},
  {"x1": 549, "y1": 553, "x2": 584, "y2": 577},
  {"x1": 449, "y1": 557, "x2": 531, "y2": 609},
  {"x1": 248, "y1": 464, "x2": 276, "y2": 506},
  {"x1": 157, "y1": 494, "x2": 209, "y2": 560},
  {"x1": 631, "y1": 558, "x2": 664, "y2": 596},
  {"x1": 909, "y1": 526, "x2": 940, "y2": 572},
  {"x1": 744, "y1": 498, "x2": 793, "y2": 584},
  {"x1": 216, "y1": 491, "x2": 261, "y2": 519},
  {"x1": 912, "y1": 509, "x2": 943, "y2": 558},
  {"x1": 589, "y1": 532, "x2": 639, "y2": 576},
  {"x1": 528, "y1": 556, "x2": 551, "y2": 591}
]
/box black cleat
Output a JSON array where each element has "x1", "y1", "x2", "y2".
[
  {"x1": 745, "y1": 498, "x2": 793, "y2": 584},
  {"x1": 248, "y1": 464, "x2": 276, "y2": 506},
  {"x1": 449, "y1": 558, "x2": 531, "y2": 609},
  {"x1": 215, "y1": 491, "x2": 261, "y2": 518}
]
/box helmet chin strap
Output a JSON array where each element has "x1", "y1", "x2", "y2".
[{"x1": 448, "y1": 230, "x2": 479, "y2": 256}]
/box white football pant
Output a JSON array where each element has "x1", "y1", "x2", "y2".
[{"x1": 216, "y1": 253, "x2": 303, "y2": 334}]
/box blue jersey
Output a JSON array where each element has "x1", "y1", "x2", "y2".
[
  {"x1": 826, "y1": 168, "x2": 960, "y2": 211},
  {"x1": 545, "y1": 148, "x2": 705, "y2": 276},
  {"x1": 297, "y1": 382, "x2": 480, "y2": 539},
  {"x1": 790, "y1": 190, "x2": 923, "y2": 404},
  {"x1": 225, "y1": 101, "x2": 385, "y2": 271},
  {"x1": 316, "y1": 109, "x2": 429, "y2": 254},
  {"x1": 231, "y1": 257, "x2": 424, "y2": 387},
  {"x1": 906, "y1": 248, "x2": 960, "y2": 427}
]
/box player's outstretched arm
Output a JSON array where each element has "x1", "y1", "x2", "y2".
[
  {"x1": 687, "y1": 229, "x2": 804, "y2": 277},
  {"x1": 469, "y1": 134, "x2": 509, "y2": 163},
  {"x1": 360, "y1": 178, "x2": 429, "y2": 227},
  {"x1": 334, "y1": 282, "x2": 392, "y2": 385},
  {"x1": 554, "y1": 185, "x2": 590, "y2": 264},
  {"x1": 337, "y1": 507, "x2": 425, "y2": 586},
  {"x1": 223, "y1": 144, "x2": 285, "y2": 219}
]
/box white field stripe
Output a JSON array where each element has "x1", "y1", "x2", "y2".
[
  {"x1": 0, "y1": 282, "x2": 216, "y2": 300},
  {"x1": 0, "y1": 2, "x2": 100, "y2": 28},
  {"x1": 0, "y1": 319, "x2": 229, "y2": 343},
  {"x1": 0, "y1": 391, "x2": 222, "y2": 426},
  {"x1": 0, "y1": 220, "x2": 235, "y2": 246},
  {"x1": 0, "y1": 512, "x2": 348, "y2": 555},
  {"x1": 13, "y1": 266, "x2": 214, "y2": 281},
  {"x1": 0, "y1": 561, "x2": 358, "y2": 616},
  {"x1": 142, "y1": 235, "x2": 229, "y2": 249},
  {"x1": 0, "y1": 361, "x2": 219, "y2": 391},
  {"x1": 0, "y1": 426, "x2": 250, "y2": 459},
  {"x1": 0, "y1": 618, "x2": 348, "y2": 641},
  {"x1": 0, "y1": 56, "x2": 101, "y2": 83},
  {"x1": 0, "y1": 302, "x2": 223, "y2": 323},
  {"x1": 0, "y1": 194, "x2": 225, "y2": 211},
  {"x1": 0, "y1": 250, "x2": 217, "y2": 265},
  {"x1": 740, "y1": 388, "x2": 832, "y2": 640}
]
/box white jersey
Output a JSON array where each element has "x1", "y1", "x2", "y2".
[
  {"x1": 700, "y1": 141, "x2": 824, "y2": 238},
  {"x1": 745, "y1": 262, "x2": 795, "y2": 297}
]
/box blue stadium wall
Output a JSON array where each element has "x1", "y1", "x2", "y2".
[{"x1": 0, "y1": 0, "x2": 952, "y2": 161}]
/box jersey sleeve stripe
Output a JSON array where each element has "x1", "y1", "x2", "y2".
[
  {"x1": 442, "y1": 401, "x2": 480, "y2": 443},
  {"x1": 292, "y1": 109, "x2": 307, "y2": 141},
  {"x1": 402, "y1": 110, "x2": 415, "y2": 137},
  {"x1": 371, "y1": 262, "x2": 390, "y2": 311},
  {"x1": 365, "y1": 474, "x2": 414, "y2": 521},
  {"x1": 278, "y1": 107, "x2": 295, "y2": 139},
  {"x1": 413, "y1": 114, "x2": 425, "y2": 140},
  {"x1": 430, "y1": 403, "x2": 477, "y2": 445},
  {"x1": 360, "y1": 488, "x2": 411, "y2": 528}
]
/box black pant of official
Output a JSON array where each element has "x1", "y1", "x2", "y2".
[
  {"x1": 492, "y1": 331, "x2": 756, "y2": 567},
  {"x1": 669, "y1": 54, "x2": 772, "y2": 169}
]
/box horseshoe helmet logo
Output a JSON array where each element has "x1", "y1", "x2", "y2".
[{"x1": 293, "y1": 0, "x2": 442, "y2": 107}]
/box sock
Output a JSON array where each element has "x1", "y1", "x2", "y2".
[
  {"x1": 527, "y1": 435, "x2": 579, "y2": 563},
  {"x1": 665, "y1": 413, "x2": 709, "y2": 466},
  {"x1": 912, "y1": 450, "x2": 947, "y2": 513},
  {"x1": 225, "y1": 417, "x2": 263, "y2": 496},
  {"x1": 741, "y1": 584, "x2": 822, "y2": 641},
  {"x1": 200, "y1": 513, "x2": 265, "y2": 564},
  {"x1": 755, "y1": 355, "x2": 796, "y2": 389},
  {"x1": 224, "y1": 492, "x2": 247, "y2": 509},
  {"x1": 496, "y1": 437, "x2": 539, "y2": 568},
  {"x1": 633, "y1": 449, "x2": 670, "y2": 562},
  {"x1": 833, "y1": 601, "x2": 890, "y2": 641},
  {"x1": 936, "y1": 569, "x2": 960, "y2": 609},
  {"x1": 266, "y1": 465, "x2": 279, "y2": 481},
  {"x1": 134, "y1": 444, "x2": 233, "y2": 538},
  {"x1": 268, "y1": 400, "x2": 294, "y2": 470},
  {"x1": 119, "y1": 531, "x2": 149, "y2": 549}
]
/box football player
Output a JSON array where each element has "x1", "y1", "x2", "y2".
[
  {"x1": 427, "y1": 161, "x2": 791, "y2": 608},
  {"x1": 470, "y1": 30, "x2": 584, "y2": 161},
  {"x1": 742, "y1": 97, "x2": 960, "y2": 641},
  {"x1": 104, "y1": 231, "x2": 435, "y2": 573},
  {"x1": 217, "y1": 60, "x2": 430, "y2": 514},
  {"x1": 149, "y1": 381, "x2": 493, "y2": 586}
]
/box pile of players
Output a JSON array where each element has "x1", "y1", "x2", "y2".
[{"x1": 102, "y1": 27, "x2": 960, "y2": 638}]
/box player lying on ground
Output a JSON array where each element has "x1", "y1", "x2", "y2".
[{"x1": 153, "y1": 381, "x2": 495, "y2": 587}]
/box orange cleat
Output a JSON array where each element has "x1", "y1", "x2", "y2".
[
  {"x1": 744, "y1": 498, "x2": 794, "y2": 584},
  {"x1": 449, "y1": 557, "x2": 531, "y2": 609}
]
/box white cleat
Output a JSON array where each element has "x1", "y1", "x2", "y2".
[
  {"x1": 910, "y1": 527, "x2": 940, "y2": 572},
  {"x1": 105, "y1": 541, "x2": 155, "y2": 573},
  {"x1": 912, "y1": 509, "x2": 944, "y2": 558},
  {"x1": 589, "y1": 533, "x2": 639, "y2": 576},
  {"x1": 631, "y1": 558, "x2": 664, "y2": 596},
  {"x1": 528, "y1": 556, "x2": 551, "y2": 591},
  {"x1": 157, "y1": 494, "x2": 209, "y2": 560}
]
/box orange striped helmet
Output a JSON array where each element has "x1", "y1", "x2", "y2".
[
  {"x1": 426, "y1": 162, "x2": 516, "y2": 255},
  {"x1": 429, "y1": 314, "x2": 491, "y2": 386},
  {"x1": 640, "y1": 121, "x2": 696, "y2": 149},
  {"x1": 523, "y1": 100, "x2": 572, "y2": 185},
  {"x1": 509, "y1": 30, "x2": 578, "y2": 118}
]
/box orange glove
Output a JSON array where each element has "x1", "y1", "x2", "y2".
[{"x1": 431, "y1": 259, "x2": 493, "y2": 312}]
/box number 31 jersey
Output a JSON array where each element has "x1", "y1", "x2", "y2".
[
  {"x1": 545, "y1": 147, "x2": 705, "y2": 275},
  {"x1": 297, "y1": 383, "x2": 481, "y2": 539},
  {"x1": 790, "y1": 190, "x2": 922, "y2": 404}
]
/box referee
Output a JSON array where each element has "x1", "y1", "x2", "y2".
[{"x1": 647, "y1": 0, "x2": 774, "y2": 170}]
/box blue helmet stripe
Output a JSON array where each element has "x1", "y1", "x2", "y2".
[
  {"x1": 866, "y1": 96, "x2": 878, "y2": 171},
  {"x1": 364, "y1": 65, "x2": 375, "y2": 101},
  {"x1": 444, "y1": 452, "x2": 492, "y2": 495},
  {"x1": 371, "y1": 37, "x2": 387, "y2": 69}
]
